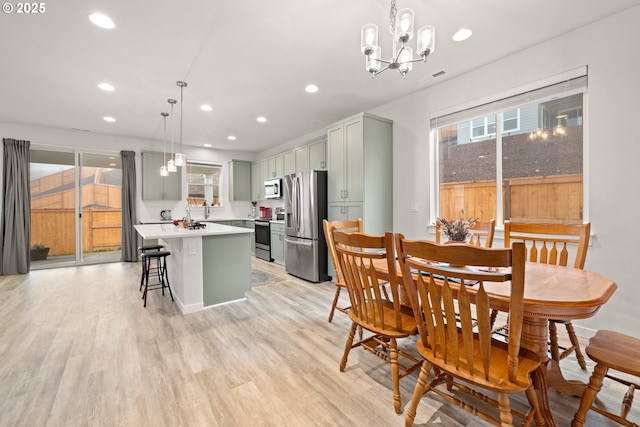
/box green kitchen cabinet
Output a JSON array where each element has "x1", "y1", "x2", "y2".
[{"x1": 142, "y1": 151, "x2": 182, "y2": 200}]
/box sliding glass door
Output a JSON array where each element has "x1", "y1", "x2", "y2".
[{"x1": 30, "y1": 149, "x2": 122, "y2": 268}]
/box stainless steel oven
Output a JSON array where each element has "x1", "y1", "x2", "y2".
[{"x1": 254, "y1": 219, "x2": 272, "y2": 261}]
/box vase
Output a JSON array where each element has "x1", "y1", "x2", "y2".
[{"x1": 443, "y1": 239, "x2": 468, "y2": 269}]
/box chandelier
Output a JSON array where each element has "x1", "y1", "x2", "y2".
[{"x1": 360, "y1": 0, "x2": 435, "y2": 78}]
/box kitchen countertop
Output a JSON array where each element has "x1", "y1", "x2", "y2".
[
  {"x1": 270, "y1": 220, "x2": 285, "y2": 224},
  {"x1": 139, "y1": 218, "x2": 255, "y2": 224},
  {"x1": 134, "y1": 222, "x2": 254, "y2": 240}
]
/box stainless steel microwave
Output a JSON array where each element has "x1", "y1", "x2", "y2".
[{"x1": 264, "y1": 178, "x2": 282, "y2": 199}]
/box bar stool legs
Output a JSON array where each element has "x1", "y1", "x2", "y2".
[
  {"x1": 140, "y1": 251, "x2": 174, "y2": 307},
  {"x1": 138, "y1": 245, "x2": 163, "y2": 291}
]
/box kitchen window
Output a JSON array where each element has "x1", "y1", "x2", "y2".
[
  {"x1": 186, "y1": 161, "x2": 222, "y2": 206},
  {"x1": 431, "y1": 72, "x2": 587, "y2": 225}
]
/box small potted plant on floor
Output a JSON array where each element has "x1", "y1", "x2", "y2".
[{"x1": 30, "y1": 243, "x2": 50, "y2": 261}]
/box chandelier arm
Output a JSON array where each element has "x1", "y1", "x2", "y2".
[
  {"x1": 374, "y1": 57, "x2": 393, "y2": 65},
  {"x1": 373, "y1": 64, "x2": 391, "y2": 77},
  {"x1": 393, "y1": 43, "x2": 406, "y2": 63}
]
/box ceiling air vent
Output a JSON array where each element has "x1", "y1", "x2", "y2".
[{"x1": 432, "y1": 70, "x2": 446, "y2": 78}]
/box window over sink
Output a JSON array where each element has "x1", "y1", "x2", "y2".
[{"x1": 186, "y1": 161, "x2": 222, "y2": 206}]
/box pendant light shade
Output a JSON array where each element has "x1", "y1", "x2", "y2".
[
  {"x1": 174, "y1": 80, "x2": 188, "y2": 167},
  {"x1": 160, "y1": 112, "x2": 169, "y2": 176},
  {"x1": 167, "y1": 98, "x2": 177, "y2": 172}
]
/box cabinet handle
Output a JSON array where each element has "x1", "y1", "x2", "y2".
[{"x1": 321, "y1": 161, "x2": 326, "y2": 168}]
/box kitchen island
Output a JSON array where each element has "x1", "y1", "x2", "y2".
[{"x1": 134, "y1": 222, "x2": 254, "y2": 314}]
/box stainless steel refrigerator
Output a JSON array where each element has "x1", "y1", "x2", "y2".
[{"x1": 284, "y1": 170, "x2": 329, "y2": 282}]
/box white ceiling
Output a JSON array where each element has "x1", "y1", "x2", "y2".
[{"x1": 1, "y1": 0, "x2": 638, "y2": 153}]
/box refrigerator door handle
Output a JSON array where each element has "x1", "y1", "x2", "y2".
[{"x1": 285, "y1": 237, "x2": 313, "y2": 246}]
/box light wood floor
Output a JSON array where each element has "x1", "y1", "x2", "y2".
[{"x1": 0, "y1": 259, "x2": 637, "y2": 427}]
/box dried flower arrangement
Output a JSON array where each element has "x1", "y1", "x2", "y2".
[{"x1": 437, "y1": 216, "x2": 478, "y2": 242}]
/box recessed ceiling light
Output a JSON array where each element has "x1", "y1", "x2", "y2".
[
  {"x1": 453, "y1": 28, "x2": 472, "y2": 42},
  {"x1": 256, "y1": 116, "x2": 267, "y2": 123},
  {"x1": 109, "y1": 163, "x2": 116, "y2": 167},
  {"x1": 203, "y1": 143, "x2": 212, "y2": 148},
  {"x1": 103, "y1": 116, "x2": 116, "y2": 122},
  {"x1": 200, "y1": 104, "x2": 212, "y2": 112},
  {"x1": 227, "y1": 135, "x2": 237, "y2": 141},
  {"x1": 305, "y1": 84, "x2": 319, "y2": 93},
  {"x1": 98, "y1": 82, "x2": 115, "y2": 91},
  {"x1": 89, "y1": 13, "x2": 115, "y2": 29}
]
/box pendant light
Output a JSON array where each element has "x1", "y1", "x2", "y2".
[
  {"x1": 167, "y1": 98, "x2": 177, "y2": 172},
  {"x1": 174, "y1": 80, "x2": 188, "y2": 167},
  {"x1": 160, "y1": 112, "x2": 169, "y2": 176}
]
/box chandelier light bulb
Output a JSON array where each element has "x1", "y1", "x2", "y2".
[
  {"x1": 394, "y1": 9, "x2": 414, "y2": 42},
  {"x1": 361, "y1": 24, "x2": 378, "y2": 55}
]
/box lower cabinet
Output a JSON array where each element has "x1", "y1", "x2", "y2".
[
  {"x1": 270, "y1": 222, "x2": 285, "y2": 265},
  {"x1": 327, "y1": 202, "x2": 363, "y2": 278}
]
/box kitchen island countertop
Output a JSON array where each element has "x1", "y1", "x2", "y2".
[{"x1": 134, "y1": 222, "x2": 253, "y2": 240}]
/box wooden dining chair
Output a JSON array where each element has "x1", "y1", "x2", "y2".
[
  {"x1": 395, "y1": 235, "x2": 544, "y2": 427},
  {"x1": 504, "y1": 220, "x2": 591, "y2": 370},
  {"x1": 332, "y1": 230, "x2": 422, "y2": 414},
  {"x1": 572, "y1": 330, "x2": 640, "y2": 426},
  {"x1": 436, "y1": 218, "x2": 496, "y2": 248},
  {"x1": 323, "y1": 218, "x2": 363, "y2": 322}
]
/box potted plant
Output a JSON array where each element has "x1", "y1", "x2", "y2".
[
  {"x1": 30, "y1": 243, "x2": 50, "y2": 261},
  {"x1": 437, "y1": 216, "x2": 478, "y2": 243}
]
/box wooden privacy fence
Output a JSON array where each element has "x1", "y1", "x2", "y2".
[
  {"x1": 31, "y1": 208, "x2": 122, "y2": 255},
  {"x1": 440, "y1": 174, "x2": 583, "y2": 224}
]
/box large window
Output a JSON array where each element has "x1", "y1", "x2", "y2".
[{"x1": 432, "y1": 74, "x2": 586, "y2": 225}]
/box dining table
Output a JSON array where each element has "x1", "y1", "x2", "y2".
[{"x1": 373, "y1": 259, "x2": 618, "y2": 427}]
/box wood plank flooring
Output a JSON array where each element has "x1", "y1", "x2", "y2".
[{"x1": 0, "y1": 259, "x2": 637, "y2": 426}]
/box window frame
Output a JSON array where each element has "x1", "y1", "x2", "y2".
[
  {"x1": 185, "y1": 160, "x2": 223, "y2": 207},
  {"x1": 429, "y1": 70, "x2": 589, "y2": 228}
]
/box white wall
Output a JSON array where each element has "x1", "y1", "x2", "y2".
[
  {"x1": 369, "y1": 6, "x2": 640, "y2": 338},
  {"x1": 0, "y1": 121, "x2": 257, "y2": 222}
]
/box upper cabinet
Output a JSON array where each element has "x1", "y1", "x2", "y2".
[
  {"x1": 228, "y1": 160, "x2": 252, "y2": 201},
  {"x1": 308, "y1": 136, "x2": 327, "y2": 170},
  {"x1": 283, "y1": 149, "x2": 296, "y2": 176},
  {"x1": 267, "y1": 153, "x2": 284, "y2": 179},
  {"x1": 142, "y1": 151, "x2": 182, "y2": 200},
  {"x1": 251, "y1": 135, "x2": 328, "y2": 200},
  {"x1": 327, "y1": 113, "x2": 393, "y2": 235},
  {"x1": 251, "y1": 160, "x2": 260, "y2": 201}
]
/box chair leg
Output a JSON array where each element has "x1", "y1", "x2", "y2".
[
  {"x1": 565, "y1": 322, "x2": 587, "y2": 370},
  {"x1": 497, "y1": 392, "x2": 514, "y2": 427},
  {"x1": 389, "y1": 338, "x2": 402, "y2": 414},
  {"x1": 162, "y1": 257, "x2": 174, "y2": 301},
  {"x1": 139, "y1": 257, "x2": 146, "y2": 291},
  {"x1": 142, "y1": 257, "x2": 150, "y2": 307},
  {"x1": 405, "y1": 361, "x2": 430, "y2": 427},
  {"x1": 328, "y1": 285, "x2": 342, "y2": 323},
  {"x1": 340, "y1": 322, "x2": 358, "y2": 372},
  {"x1": 524, "y1": 384, "x2": 545, "y2": 427},
  {"x1": 572, "y1": 363, "x2": 608, "y2": 426}
]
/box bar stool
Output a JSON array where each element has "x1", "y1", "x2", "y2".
[
  {"x1": 138, "y1": 245, "x2": 163, "y2": 291},
  {"x1": 140, "y1": 250, "x2": 174, "y2": 307}
]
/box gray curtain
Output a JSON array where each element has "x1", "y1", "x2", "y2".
[
  {"x1": 2, "y1": 139, "x2": 31, "y2": 274},
  {"x1": 120, "y1": 150, "x2": 138, "y2": 262}
]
